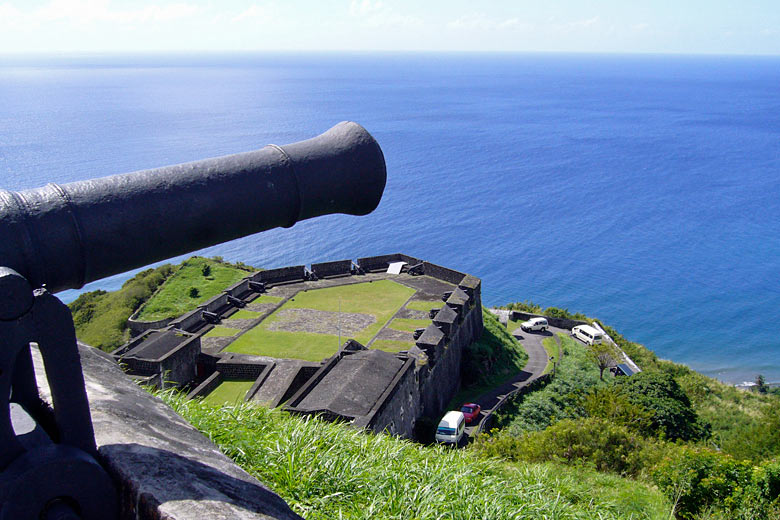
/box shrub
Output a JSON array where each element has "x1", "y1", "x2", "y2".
[
  {"x1": 201, "y1": 264, "x2": 211, "y2": 277},
  {"x1": 613, "y1": 371, "x2": 709, "y2": 442},
  {"x1": 652, "y1": 447, "x2": 780, "y2": 519},
  {"x1": 478, "y1": 418, "x2": 649, "y2": 476},
  {"x1": 188, "y1": 286, "x2": 200, "y2": 298}
]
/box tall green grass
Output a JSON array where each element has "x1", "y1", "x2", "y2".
[{"x1": 160, "y1": 391, "x2": 670, "y2": 519}]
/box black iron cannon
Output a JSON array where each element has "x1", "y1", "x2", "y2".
[{"x1": 0, "y1": 121, "x2": 386, "y2": 519}]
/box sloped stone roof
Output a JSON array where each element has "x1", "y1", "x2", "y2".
[{"x1": 294, "y1": 349, "x2": 404, "y2": 417}]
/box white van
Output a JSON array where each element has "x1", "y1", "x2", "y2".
[
  {"x1": 435, "y1": 411, "x2": 465, "y2": 445},
  {"x1": 571, "y1": 324, "x2": 604, "y2": 345}
]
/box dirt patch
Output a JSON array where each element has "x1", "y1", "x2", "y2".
[
  {"x1": 221, "y1": 318, "x2": 259, "y2": 331},
  {"x1": 267, "y1": 309, "x2": 376, "y2": 336},
  {"x1": 375, "y1": 328, "x2": 415, "y2": 342},
  {"x1": 245, "y1": 302, "x2": 278, "y2": 313},
  {"x1": 395, "y1": 309, "x2": 429, "y2": 319}
]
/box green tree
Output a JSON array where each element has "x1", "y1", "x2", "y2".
[
  {"x1": 756, "y1": 374, "x2": 768, "y2": 394},
  {"x1": 588, "y1": 341, "x2": 620, "y2": 380},
  {"x1": 188, "y1": 286, "x2": 200, "y2": 298}
]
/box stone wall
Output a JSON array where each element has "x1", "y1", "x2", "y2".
[
  {"x1": 357, "y1": 253, "x2": 421, "y2": 272},
  {"x1": 357, "y1": 358, "x2": 418, "y2": 437},
  {"x1": 36, "y1": 344, "x2": 303, "y2": 520},
  {"x1": 422, "y1": 261, "x2": 466, "y2": 285},
  {"x1": 251, "y1": 266, "x2": 306, "y2": 285},
  {"x1": 311, "y1": 259, "x2": 352, "y2": 278},
  {"x1": 186, "y1": 371, "x2": 224, "y2": 399},
  {"x1": 127, "y1": 316, "x2": 173, "y2": 338},
  {"x1": 509, "y1": 310, "x2": 587, "y2": 331},
  {"x1": 216, "y1": 358, "x2": 268, "y2": 380}
]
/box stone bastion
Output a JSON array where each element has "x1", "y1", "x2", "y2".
[{"x1": 114, "y1": 253, "x2": 483, "y2": 440}]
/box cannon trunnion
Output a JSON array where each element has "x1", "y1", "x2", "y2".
[{"x1": 0, "y1": 122, "x2": 386, "y2": 519}]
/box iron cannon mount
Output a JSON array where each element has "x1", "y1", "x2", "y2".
[{"x1": 0, "y1": 122, "x2": 386, "y2": 519}]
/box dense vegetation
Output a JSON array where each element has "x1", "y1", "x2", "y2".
[
  {"x1": 160, "y1": 390, "x2": 671, "y2": 519},
  {"x1": 69, "y1": 263, "x2": 175, "y2": 351},
  {"x1": 69, "y1": 256, "x2": 254, "y2": 351},
  {"x1": 484, "y1": 301, "x2": 780, "y2": 519}
]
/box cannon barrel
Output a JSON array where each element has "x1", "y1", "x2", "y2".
[{"x1": 0, "y1": 121, "x2": 386, "y2": 293}]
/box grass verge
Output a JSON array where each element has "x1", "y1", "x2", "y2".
[
  {"x1": 204, "y1": 326, "x2": 241, "y2": 338},
  {"x1": 404, "y1": 299, "x2": 442, "y2": 312},
  {"x1": 201, "y1": 380, "x2": 254, "y2": 405},
  {"x1": 160, "y1": 391, "x2": 671, "y2": 520},
  {"x1": 371, "y1": 339, "x2": 414, "y2": 353},
  {"x1": 387, "y1": 317, "x2": 430, "y2": 332},
  {"x1": 541, "y1": 336, "x2": 560, "y2": 375}
]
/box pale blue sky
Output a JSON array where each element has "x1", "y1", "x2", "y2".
[{"x1": 1, "y1": 0, "x2": 778, "y2": 55}]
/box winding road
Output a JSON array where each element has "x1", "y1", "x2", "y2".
[{"x1": 462, "y1": 325, "x2": 568, "y2": 442}]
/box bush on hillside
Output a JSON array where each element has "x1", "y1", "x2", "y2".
[
  {"x1": 652, "y1": 446, "x2": 780, "y2": 519},
  {"x1": 69, "y1": 264, "x2": 175, "y2": 351},
  {"x1": 498, "y1": 335, "x2": 605, "y2": 434},
  {"x1": 476, "y1": 417, "x2": 649, "y2": 476},
  {"x1": 613, "y1": 371, "x2": 709, "y2": 442}
]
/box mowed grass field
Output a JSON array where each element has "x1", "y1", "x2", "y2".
[{"x1": 225, "y1": 280, "x2": 416, "y2": 361}]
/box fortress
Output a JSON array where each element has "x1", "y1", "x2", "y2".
[{"x1": 114, "y1": 253, "x2": 483, "y2": 439}]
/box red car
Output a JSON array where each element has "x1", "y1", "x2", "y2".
[{"x1": 460, "y1": 403, "x2": 481, "y2": 424}]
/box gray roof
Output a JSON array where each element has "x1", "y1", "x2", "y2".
[
  {"x1": 433, "y1": 304, "x2": 458, "y2": 324},
  {"x1": 417, "y1": 324, "x2": 445, "y2": 346},
  {"x1": 294, "y1": 349, "x2": 404, "y2": 417},
  {"x1": 124, "y1": 330, "x2": 189, "y2": 360}
]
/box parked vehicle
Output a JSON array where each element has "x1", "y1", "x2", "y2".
[
  {"x1": 571, "y1": 324, "x2": 604, "y2": 345},
  {"x1": 435, "y1": 411, "x2": 465, "y2": 445},
  {"x1": 460, "y1": 403, "x2": 481, "y2": 424},
  {"x1": 521, "y1": 317, "x2": 548, "y2": 332}
]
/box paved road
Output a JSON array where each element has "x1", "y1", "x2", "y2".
[{"x1": 462, "y1": 325, "x2": 568, "y2": 441}]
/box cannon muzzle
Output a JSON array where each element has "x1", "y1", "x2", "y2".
[{"x1": 0, "y1": 121, "x2": 386, "y2": 293}]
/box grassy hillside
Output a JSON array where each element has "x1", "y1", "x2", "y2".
[
  {"x1": 69, "y1": 264, "x2": 175, "y2": 351},
  {"x1": 135, "y1": 256, "x2": 254, "y2": 321},
  {"x1": 69, "y1": 256, "x2": 255, "y2": 352},
  {"x1": 493, "y1": 302, "x2": 780, "y2": 519},
  {"x1": 160, "y1": 390, "x2": 671, "y2": 520},
  {"x1": 449, "y1": 309, "x2": 529, "y2": 406}
]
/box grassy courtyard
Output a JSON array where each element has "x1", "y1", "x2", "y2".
[
  {"x1": 225, "y1": 280, "x2": 416, "y2": 361},
  {"x1": 201, "y1": 379, "x2": 255, "y2": 405}
]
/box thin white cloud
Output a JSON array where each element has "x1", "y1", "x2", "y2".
[
  {"x1": 349, "y1": 0, "x2": 421, "y2": 28},
  {"x1": 233, "y1": 3, "x2": 276, "y2": 23},
  {"x1": 563, "y1": 16, "x2": 600, "y2": 29},
  {"x1": 448, "y1": 13, "x2": 529, "y2": 32},
  {"x1": 3, "y1": 0, "x2": 201, "y2": 25}
]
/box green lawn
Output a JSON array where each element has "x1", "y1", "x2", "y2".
[
  {"x1": 371, "y1": 339, "x2": 415, "y2": 353},
  {"x1": 226, "y1": 280, "x2": 416, "y2": 361},
  {"x1": 249, "y1": 294, "x2": 283, "y2": 305},
  {"x1": 204, "y1": 326, "x2": 241, "y2": 338},
  {"x1": 387, "y1": 317, "x2": 431, "y2": 332},
  {"x1": 541, "y1": 336, "x2": 561, "y2": 375},
  {"x1": 136, "y1": 257, "x2": 252, "y2": 321},
  {"x1": 201, "y1": 380, "x2": 255, "y2": 405},
  {"x1": 230, "y1": 309, "x2": 261, "y2": 320},
  {"x1": 507, "y1": 319, "x2": 525, "y2": 335},
  {"x1": 405, "y1": 299, "x2": 442, "y2": 312}
]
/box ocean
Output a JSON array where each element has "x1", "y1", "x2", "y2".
[{"x1": 1, "y1": 52, "x2": 778, "y2": 384}]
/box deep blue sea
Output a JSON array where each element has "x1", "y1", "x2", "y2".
[{"x1": 1, "y1": 53, "x2": 778, "y2": 384}]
